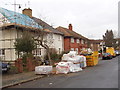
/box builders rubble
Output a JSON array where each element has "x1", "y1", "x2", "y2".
[{"x1": 35, "y1": 51, "x2": 87, "y2": 74}]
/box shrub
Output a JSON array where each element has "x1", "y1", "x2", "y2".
[{"x1": 9, "y1": 66, "x2": 19, "y2": 74}]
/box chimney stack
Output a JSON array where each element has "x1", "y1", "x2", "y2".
[
  {"x1": 22, "y1": 8, "x2": 32, "y2": 18},
  {"x1": 68, "y1": 24, "x2": 72, "y2": 30}
]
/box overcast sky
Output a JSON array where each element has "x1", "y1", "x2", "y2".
[{"x1": 1, "y1": 0, "x2": 119, "y2": 39}]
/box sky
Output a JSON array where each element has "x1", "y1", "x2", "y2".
[{"x1": 0, "y1": 0, "x2": 119, "y2": 39}]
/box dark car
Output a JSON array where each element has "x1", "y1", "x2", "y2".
[
  {"x1": 0, "y1": 62, "x2": 10, "y2": 73},
  {"x1": 102, "y1": 53, "x2": 112, "y2": 60}
]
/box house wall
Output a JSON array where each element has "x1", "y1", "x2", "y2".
[
  {"x1": 64, "y1": 37, "x2": 88, "y2": 54},
  {"x1": 64, "y1": 38, "x2": 70, "y2": 52},
  {"x1": 89, "y1": 40, "x2": 102, "y2": 51},
  {"x1": 0, "y1": 28, "x2": 17, "y2": 61},
  {"x1": 0, "y1": 28, "x2": 64, "y2": 61},
  {"x1": 52, "y1": 34, "x2": 64, "y2": 54}
]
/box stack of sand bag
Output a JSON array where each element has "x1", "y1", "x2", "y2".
[{"x1": 56, "y1": 51, "x2": 87, "y2": 74}]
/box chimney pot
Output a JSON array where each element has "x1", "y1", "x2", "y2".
[{"x1": 68, "y1": 24, "x2": 72, "y2": 30}]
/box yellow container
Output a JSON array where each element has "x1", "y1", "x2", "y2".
[
  {"x1": 85, "y1": 51, "x2": 99, "y2": 66},
  {"x1": 106, "y1": 47, "x2": 116, "y2": 57}
]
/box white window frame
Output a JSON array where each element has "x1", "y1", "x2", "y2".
[
  {"x1": 0, "y1": 49, "x2": 5, "y2": 56},
  {"x1": 81, "y1": 39, "x2": 84, "y2": 44},
  {"x1": 76, "y1": 39, "x2": 80, "y2": 43},
  {"x1": 32, "y1": 48, "x2": 42, "y2": 56},
  {"x1": 71, "y1": 38, "x2": 74, "y2": 43},
  {"x1": 91, "y1": 44, "x2": 93, "y2": 47},
  {"x1": 71, "y1": 48, "x2": 74, "y2": 51}
]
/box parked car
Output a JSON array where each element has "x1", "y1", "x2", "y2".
[
  {"x1": 102, "y1": 53, "x2": 112, "y2": 60},
  {"x1": 115, "y1": 50, "x2": 120, "y2": 56},
  {"x1": 0, "y1": 62, "x2": 10, "y2": 73}
]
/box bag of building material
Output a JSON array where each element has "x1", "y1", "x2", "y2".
[
  {"x1": 56, "y1": 62, "x2": 82, "y2": 74},
  {"x1": 69, "y1": 63, "x2": 83, "y2": 72},
  {"x1": 71, "y1": 55, "x2": 82, "y2": 63},
  {"x1": 62, "y1": 54, "x2": 70, "y2": 61},
  {"x1": 35, "y1": 66, "x2": 53, "y2": 74},
  {"x1": 79, "y1": 56, "x2": 87, "y2": 67},
  {"x1": 68, "y1": 51, "x2": 77, "y2": 58},
  {"x1": 56, "y1": 62, "x2": 70, "y2": 74},
  {"x1": 62, "y1": 54, "x2": 76, "y2": 63}
]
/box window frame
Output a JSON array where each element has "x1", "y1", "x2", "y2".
[
  {"x1": 71, "y1": 38, "x2": 74, "y2": 43},
  {"x1": 71, "y1": 48, "x2": 74, "y2": 51},
  {"x1": 0, "y1": 49, "x2": 5, "y2": 56},
  {"x1": 76, "y1": 39, "x2": 80, "y2": 43}
]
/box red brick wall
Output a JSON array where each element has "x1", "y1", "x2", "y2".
[
  {"x1": 64, "y1": 38, "x2": 70, "y2": 51},
  {"x1": 64, "y1": 38, "x2": 88, "y2": 54}
]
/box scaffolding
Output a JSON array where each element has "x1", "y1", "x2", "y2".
[{"x1": 0, "y1": 7, "x2": 43, "y2": 62}]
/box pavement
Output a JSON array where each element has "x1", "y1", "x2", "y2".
[{"x1": 2, "y1": 67, "x2": 56, "y2": 89}]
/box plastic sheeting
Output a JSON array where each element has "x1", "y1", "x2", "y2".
[
  {"x1": 79, "y1": 56, "x2": 87, "y2": 67},
  {"x1": 62, "y1": 51, "x2": 87, "y2": 68},
  {"x1": 35, "y1": 66, "x2": 52, "y2": 74},
  {"x1": 56, "y1": 62, "x2": 82, "y2": 74},
  {"x1": 0, "y1": 7, "x2": 43, "y2": 29},
  {"x1": 56, "y1": 62, "x2": 70, "y2": 74}
]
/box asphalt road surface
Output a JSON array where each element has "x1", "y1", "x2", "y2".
[{"x1": 10, "y1": 56, "x2": 119, "y2": 88}]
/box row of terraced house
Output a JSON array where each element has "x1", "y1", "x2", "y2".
[{"x1": 0, "y1": 7, "x2": 102, "y2": 62}]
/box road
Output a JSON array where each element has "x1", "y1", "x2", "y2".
[{"x1": 9, "y1": 56, "x2": 119, "y2": 88}]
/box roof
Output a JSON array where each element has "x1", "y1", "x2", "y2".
[
  {"x1": 0, "y1": 23, "x2": 41, "y2": 31},
  {"x1": 0, "y1": 7, "x2": 43, "y2": 29},
  {"x1": 56, "y1": 26, "x2": 88, "y2": 40},
  {"x1": 89, "y1": 39, "x2": 103, "y2": 44},
  {"x1": 32, "y1": 17, "x2": 63, "y2": 35}
]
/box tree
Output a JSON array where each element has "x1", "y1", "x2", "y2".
[
  {"x1": 33, "y1": 27, "x2": 54, "y2": 65},
  {"x1": 103, "y1": 30, "x2": 117, "y2": 48},
  {"x1": 14, "y1": 31, "x2": 37, "y2": 57}
]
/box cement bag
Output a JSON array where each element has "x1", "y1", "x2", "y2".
[
  {"x1": 62, "y1": 55, "x2": 76, "y2": 63},
  {"x1": 56, "y1": 62, "x2": 70, "y2": 74},
  {"x1": 79, "y1": 56, "x2": 87, "y2": 67},
  {"x1": 68, "y1": 51, "x2": 77, "y2": 58},
  {"x1": 69, "y1": 63, "x2": 82, "y2": 72},
  {"x1": 66, "y1": 57, "x2": 77, "y2": 63},
  {"x1": 83, "y1": 56, "x2": 87, "y2": 67},
  {"x1": 35, "y1": 66, "x2": 53, "y2": 74},
  {"x1": 72, "y1": 55, "x2": 81, "y2": 63},
  {"x1": 62, "y1": 54, "x2": 70, "y2": 61}
]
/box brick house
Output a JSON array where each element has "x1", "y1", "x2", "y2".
[
  {"x1": 56, "y1": 24, "x2": 89, "y2": 54},
  {"x1": 89, "y1": 39, "x2": 103, "y2": 51}
]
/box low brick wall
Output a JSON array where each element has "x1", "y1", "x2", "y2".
[{"x1": 15, "y1": 58, "x2": 36, "y2": 73}]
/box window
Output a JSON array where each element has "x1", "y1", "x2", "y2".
[
  {"x1": 32, "y1": 48, "x2": 41, "y2": 56},
  {"x1": 71, "y1": 48, "x2": 74, "y2": 51},
  {"x1": 75, "y1": 48, "x2": 78, "y2": 54},
  {"x1": 76, "y1": 39, "x2": 80, "y2": 43},
  {"x1": 71, "y1": 38, "x2": 74, "y2": 43},
  {"x1": 81, "y1": 39, "x2": 84, "y2": 44},
  {"x1": 0, "y1": 49, "x2": 5, "y2": 56},
  {"x1": 91, "y1": 44, "x2": 93, "y2": 47}
]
